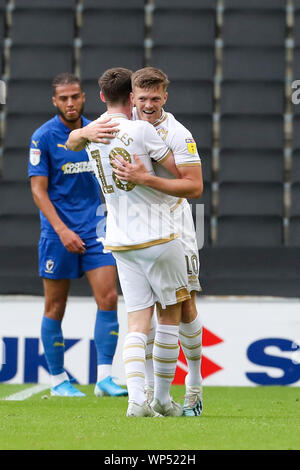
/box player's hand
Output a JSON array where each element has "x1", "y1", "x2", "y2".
[
  {"x1": 57, "y1": 227, "x2": 86, "y2": 254},
  {"x1": 112, "y1": 154, "x2": 149, "y2": 184},
  {"x1": 83, "y1": 117, "x2": 119, "y2": 144}
]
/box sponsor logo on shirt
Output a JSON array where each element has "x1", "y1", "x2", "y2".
[{"x1": 61, "y1": 161, "x2": 94, "y2": 174}]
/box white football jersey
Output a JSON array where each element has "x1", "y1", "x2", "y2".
[{"x1": 86, "y1": 113, "x2": 178, "y2": 251}]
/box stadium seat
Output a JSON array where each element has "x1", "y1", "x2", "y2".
[
  {"x1": 81, "y1": 79, "x2": 105, "y2": 119},
  {"x1": 292, "y1": 115, "x2": 300, "y2": 150},
  {"x1": 0, "y1": 214, "x2": 40, "y2": 247},
  {"x1": 223, "y1": 0, "x2": 286, "y2": 9},
  {"x1": 219, "y1": 149, "x2": 284, "y2": 183},
  {"x1": 288, "y1": 216, "x2": 300, "y2": 246},
  {"x1": 293, "y1": 49, "x2": 300, "y2": 87},
  {"x1": 150, "y1": 46, "x2": 215, "y2": 81},
  {"x1": 152, "y1": 9, "x2": 215, "y2": 47},
  {"x1": 13, "y1": 0, "x2": 76, "y2": 8},
  {"x1": 9, "y1": 45, "x2": 73, "y2": 80},
  {"x1": 4, "y1": 113, "x2": 53, "y2": 149},
  {"x1": 6, "y1": 80, "x2": 53, "y2": 114},
  {"x1": 166, "y1": 81, "x2": 214, "y2": 115},
  {"x1": 222, "y1": 10, "x2": 285, "y2": 46},
  {"x1": 220, "y1": 115, "x2": 284, "y2": 149},
  {"x1": 220, "y1": 81, "x2": 285, "y2": 115},
  {"x1": 189, "y1": 184, "x2": 211, "y2": 217},
  {"x1": 153, "y1": 0, "x2": 216, "y2": 8},
  {"x1": 2, "y1": 148, "x2": 30, "y2": 181},
  {"x1": 218, "y1": 182, "x2": 284, "y2": 216},
  {"x1": 199, "y1": 149, "x2": 212, "y2": 183},
  {"x1": 0, "y1": 7, "x2": 5, "y2": 46},
  {"x1": 10, "y1": 9, "x2": 75, "y2": 46},
  {"x1": 80, "y1": 45, "x2": 145, "y2": 81},
  {"x1": 290, "y1": 182, "x2": 300, "y2": 216},
  {"x1": 81, "y1": 9, "x2": 144, "y2": 46},
  {"x1": 82, "y1": 0, "x2": 144, "y2": 8},
  {"x1": 0, "y1": 181, "x2": 37, "y2": 216},
  {"x1": 217, "y1": 215, "x2": 283, "y2": 246},
  {"x1": 222, "y1": 47, "x2": 286, "y2": 81},
  {"x1": 291, "y1": 150, "x2": 300, "y2": 182},
  {"x1": 175, "y1": 114, "x2": 213, "y2": 150}
]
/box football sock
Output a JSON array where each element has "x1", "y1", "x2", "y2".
[
  {"x1": 94, "y1": 309, "x2": 119, "y2": 381},
  {"x1": 41, "y1": 316, "x2": 65, "y2": 380},
  {"x1": 179, "y1": 313, "x2": 203, "y2": 387},
  {"x1": 145, "y1": 314, "x2": 157, "y2": 389},
  {"x1": 123, "y1": 332, "x2": 147, "y2": 405},
  {"x1": 153, "y1": 324, "x2": 180, "y2": 405}
]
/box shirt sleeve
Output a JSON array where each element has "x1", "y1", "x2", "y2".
[
  {"x1": 170, "y1": 125, "x2": 201, "y2": 167},
  {"x1": 28, "y1": 131, "x2": 50, "y2": 177},
  {"x1": 142, "y1": 122, "x2": 171, "y2": 163}
]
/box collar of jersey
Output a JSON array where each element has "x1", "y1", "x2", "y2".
[
  {"x1": 153, "y1": 109, "x2": 167, "y2": 127},
  {"x1": 106, "y1": 112, "x2": 129, "y2": 120}
]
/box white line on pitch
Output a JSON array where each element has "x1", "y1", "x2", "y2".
[{"x1": 2, "y1": 384, "x2": 50, "y2": 401}]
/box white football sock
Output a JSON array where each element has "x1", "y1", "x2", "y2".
[
  {"x1": 51, "y1": 371, "x2": 69, "y2": 388},
  {"x1": 153, "y1": 324, "x2": 180, "y2": 405},
  {"x1": 179, "y1": 312, "x2": 203, "y2": 387},
  {"x1": 123, "y1": 332, "x2": 147, "y2": 405},
  {"x1": 97, "y1": 364, "x2": 112, "y2": 383}
]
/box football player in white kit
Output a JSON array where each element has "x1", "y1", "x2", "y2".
[
  {"x1": 113, "y1": 68, "x2": 204, "y2": 417},
  {"x1": 67, "y1": 68, "x2": 203, "y2": 417}
]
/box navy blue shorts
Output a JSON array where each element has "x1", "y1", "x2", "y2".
[{"x1": 38, "y1": 237, "x2": 116, "y2": 279}]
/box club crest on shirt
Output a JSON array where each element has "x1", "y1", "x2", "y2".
[
  {"x1": 30, "y1": 148, "x2": 41, "y2": 166},
  {"x1": 185, "y1": 138, "x2": 197, "y2": 155}
]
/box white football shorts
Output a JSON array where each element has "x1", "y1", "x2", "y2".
[
  {"x1": 113, "y1": 238, "x2": 191, "y2": 313},
  {"x1": 173, "y1": 199, "x2": 201, "y2": 292}
]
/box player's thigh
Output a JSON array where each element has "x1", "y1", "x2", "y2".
[
  {"x1": 113, "y1": 251, "x2": 155, "y2": 314},
  {"x1": 82, "y1": 238, "x2": 118, "y2": 309},
  {"x1": 42, "y1": 278, "x2": 70, "y2": 321},
  {"x1": 85, "y1": 265, "x2": 118, "y2": 310},
  {"x1": 38, "y1": 237, "x2": 81, "y2": 279},
  {"x1": 143, "y1": 239, "x2": 190, "y2": 310}
]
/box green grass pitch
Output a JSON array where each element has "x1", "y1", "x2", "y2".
[{"x1": 0, "y1": 384, "x2": 299, "y2": 450}]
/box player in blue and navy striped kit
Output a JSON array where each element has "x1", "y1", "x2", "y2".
[{"x1": 28, "y1": 73, "x2": 127, "y2": 398}]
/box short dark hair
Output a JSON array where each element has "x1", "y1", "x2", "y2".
[
  {"x1": 98, "y1": 68, "x2": 133, "y2": 105},
  {"x1": 52, "y1": 73, "x2": 82, "y2": 94},
  {"x1": 132, "y1": 67, "x2": 170, "y2": 92}
]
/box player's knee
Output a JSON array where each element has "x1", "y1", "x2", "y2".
[
  {"x1": 44, "y1": 299, "x2": 66, "y2": 321},
  {"x1": 97, "y1": 288, "x2": 118, "y2": 311}
]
